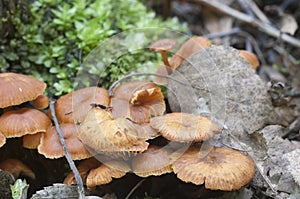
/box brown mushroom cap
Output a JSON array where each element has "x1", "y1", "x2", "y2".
[
  {"x1": 78, "y1": 107, "x2": 149, "y2": 154},
  {"x1": 110, "y1": 81, "x2": 165, "y2": 124},
  {"x1": 153, "y1": 65, "x2": 173, "y2": 85},
  {"x1": 0, "y1": 72, "x2": 46, "y2": 108},
  {"x1": 0, "y1": 132, "x2": 6, "y2": 148},
  {"x1": 54, "y1": 87, "x2": 110, "y2": 124},
  {"x1": 64, "y1": 158, "x2": 101, "y2": 185},
  {"x1": 239, "y1": 50, "x2": 260, "y2": 69},
  {"x1": 86, "y1": 160, "x2": 130, "y2": 189},
  {"x1": 172, "y1": 146, "x2": 255, "y2": 191},
  {"x1": 0, "y1": 108, "x2": 52, "y2": 138},
  {"x1": 0, "y1": 159, "x2": 36, "y2": 180},
  {"x1": 38, "y1": 123, "x2": 92, "y2": 160},
  {"x1": 32, "y1": 95, "x2": 50, "y2": 110},
  {"x1": 150, "y1": 112, "x2": 222, "y2": 142},
  {"x1": 149, "y1": 38, "x2": 178, "y2": 52},
  {"x1": 131, "y1": 145, "x2": 173, "y2": 177},
  {"x1": 23, "y1": 132, "x2": 42, "y2": 149},
  {"x1": 170, "y1": 36, "x2": 211, "y2": 69}
]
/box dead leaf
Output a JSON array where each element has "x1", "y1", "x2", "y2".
[{"x1": 280, "y1": 13, "x2": 298, "y2": 35}]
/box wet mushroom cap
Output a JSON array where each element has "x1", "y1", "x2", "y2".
[
  {"x1": 54, "y1": 87, "x2": 110, "y2": 124},
  {"x1": 172, "y1": 146, "x2": 255, "y2": 191},
  {"x1": 38, "y1": 123, "x2": 92, "y2": 160},
  {"x1": 86, "y1": 160, "x2": 130, "y2": 189},
  {"x1": 0, "y1": 72, "x2": 46, "y2": 108},
  {"x1": 0, "y1": 133, "x2": 6, "y2": 148},
  {"x1": 110, "y1": 81, "x2": 165, "y2": 124},
  {"x1": 150, "y1": 112, "x2": 222, "y2": 142},
  {"x1": 0, "y1": 159, "x2": 36, "y2": 180},
  {"x1": 131, "y1": 145, "x2": 173, "y2": 177},
  {"x1": 0, "y1": 108, "x2": 51, "y2": 138},
  {"x1": 238, "y1": 50, "x2": 260, "y2": 69}
]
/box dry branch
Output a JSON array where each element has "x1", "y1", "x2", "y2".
[{"x1": 193, "y1": 0, "x2": 300, "y2": 48}]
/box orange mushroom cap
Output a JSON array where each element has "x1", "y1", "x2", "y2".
[
  {"x1": 53, "y1": 87, "x2": 110, "y2": 124},
  {"x1": 172, "y1": 146, "x2": 255, "y2": 191},
  {"x1": 131, "y1": 145, "x2": 173, "y2": 177},
  {"x1": 110, "y1": 81, "x2": 165, "y2": 124},
  {"x1": 38, "y1": 123, "x2": 92, "y2": 160},
  {"x1": 32, "y1": 95, "x2": 50, "y2": 110},
  {"x1": 0, "y1": 108, "x2": 51, "y2": 138},
  {"x1": 150, "y1": 112, "x2": 222, "y2": 142},
  {"x1": 64, "y1": 158, "x2": 101, "y2": 185},
  {"x1": 170, "y1": 36, "x2": 211, "y2": 69},
  {"x1": 86, "y1": 160, "x2": 130, "y2": 189},
  {"x1": 0, "y1": 159, "x2": 36, "y2": 180},
  {"x1": 78, "y1": 107, "x2": 149, "y2": 154},
  {"x1": 238, "y1": 50, "x2": 260, "y2": 69},
  {"x1": 23, "y1": 132, "x2": 43, "y2": 149},
  {"x1": 0, "y1": 72, "x2": 46, "y2": 108},
  {"x1": 149, "y1": 38, "x2": 178, "y2": 52}
]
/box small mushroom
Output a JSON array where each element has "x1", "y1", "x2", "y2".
[
  {"x1": 170, "y1": 36, "x2": 211, "y2": 69},
  {"x1": 23, "y1": 132, "x2": 42, "y2": 149},
  {"x1": 172, "y1": 146, "x2": 255, "y2": 191},
  {"x1": 32, "y1": 95, "x2": 50, "y2": 110},
  {"x1": 38, "y1": 123, "x2": 92, "y2": 160},
  {"x1": 86, "y1": 160, "x2": 130, "y2": 189},
  {"x1": 238, "y1": 50, "x2": 260, "y2": 69},
  {"x1": 149, "y1": 38, "x2": 178, "y2": 67},
  {"x1": 150, "y1": 112, "x2": 222, "y2": 142},
  {"x1": 110, "y1": 81, "x2": 165, "y2": 123},
  {"x1": 53, "y1": 87, "x2": 110, "y2": 124},
  {"x1": 64, "y1": 158, "x2": 101, "y2": 185},
  {"x1": 131, "y1": 145, "x2": 173, "y2": 177},
  {"x1": 0, "y1": 108, "x2": 51, "y2": 138},
  {"x1": 0, "y1": 72, "x2": 46, "y2": 108},
  {"x1": 0, "y1": 159, "x2": 36, "y2": 180}
]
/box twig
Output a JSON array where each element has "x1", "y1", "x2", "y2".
[
  {"x1": 245, "y1": 0, "x2": 271, "y2": 24},
  {"x1": 125, "y1": 178, "x2": 146, "y2": 199},
  {"x1": 193, "y1": 0, "x2": 300, "y2": 48},
  {"x1": 49, "y1": 100, "x2": 85, "y2": 199},
  {"x1": 108, "y1": 72, "x2": 208, "y2": 96}
]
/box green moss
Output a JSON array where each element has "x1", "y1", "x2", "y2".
[{"x1": 0, "y1": 0, "x2": 187, "y2": 96}]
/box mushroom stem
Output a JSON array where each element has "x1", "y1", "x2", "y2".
[
  {"x1": 108, "y1": 72, "x2": 208, "y2": 97},
  {"x1": 49, "y1": 100, "x2": 85, "y2": 199},
  {"x1": 160, "y1": 50, "x2": 170, "y2": 66}
]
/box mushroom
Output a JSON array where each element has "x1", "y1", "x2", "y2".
[
  {"x1": 149, "y1": 38, "x2": 178, "y2": 67},
  {"x1": 238, "y1": 50, "x2": 260, "y2": 69},
  {"x1": 131, "y1": 145, "x2": 173, "y2": 177},
  {"x1": 53, "y1": 86, "x2": 110, "y2": 124},
  {"x1": 23, "y1": 133, "x2": 42, "y2": 149},
  {"x1": 78, "y1": 107, "x2": 149, "y2": 155},
  {"x1": 32, "y1": 95, "x2": 50, "y2": 110},
  {"x1": 64, "y1": 158, "x2": 101, "y2": 185},
  {"x1": 0, "y1": 108, "x2": 51, "y2": 138},
  {"x1": 172, "y1": 146, "x2": 255, "y2": 191},
  {"x1": 150, "y1": 112, "x2": 222, "y2": 142},
  {"x1": 153, "y1": 64, "x2": 173, "y2": 85},
  {"x1": 110, "y1": 81, "x2": 165, "y2": 123},
  {"x1": 169, "y1": 36, "x2": 211, "y2": 69},
  {"x1": 38, "y1": 123, "x2": 92, "y2": 160},
  {"x1": 86, "y1": 160, "x2": 130, "y2": 190},
  {"x1": 0, "y1": 72, "x2": 46, "y2": 108},
  {"x1": 0, "y1": 159, "x2": 36, "y2": 180}
]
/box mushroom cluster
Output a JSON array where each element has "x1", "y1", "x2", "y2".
[{"x1": 0, "y1": 72, "x2": 51, "y2": 148}]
